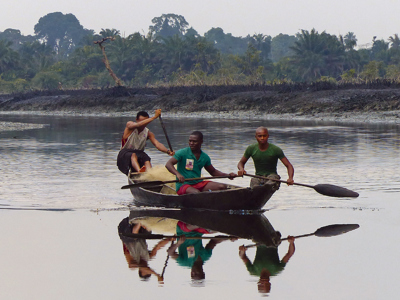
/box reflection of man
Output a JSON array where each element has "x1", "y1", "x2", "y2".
[
  {"x1": 167, "y1": 221, "x2": 235, "y2": 280},
  {"x1": 118, "y1": 217, "x2": 171, "y2": 282},
  {"x1": 239, "y1": 236, "x2": 295, "y2": 294}
]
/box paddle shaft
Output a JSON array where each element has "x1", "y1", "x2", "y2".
[
  {"x1": 159, "y1": 115, "x2": 173, "y2": 152},
  {"x1": 121, "y1": 175, "x2": 235, "y2": 189},
  {"x1": 244, "y1": 173, "x2": 313, "y2": 188},
  {"x1": 245, "y1": 233, "x2": 315, "y2": 249},
  {"x1": 243, "y1": 173, "x2": 359, "y2": 198},
  {"x1": 121, "y1": 233, "x2": 237, "y2": 240}
]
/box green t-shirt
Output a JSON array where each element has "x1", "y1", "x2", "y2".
[
  {"x1": 244, "y1": 143, "x2": 285, "y2": 176},
  {"x1": 175, "y1": 226, "x2": 213, "y2": 267},
  {"x1": 173, "y1": 147, "x2": 212, "y2": 191},
  {"x1": 245, "y1": 245, "x2": 286, "y2": 276}
]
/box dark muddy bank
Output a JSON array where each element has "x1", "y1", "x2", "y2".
[{"x1": 1, "y1": 84, "x2": 400, "y2": 119}]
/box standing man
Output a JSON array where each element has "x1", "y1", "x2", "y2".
[
  {"x1": 237, "y1": 127, "x2": 294, "y2": 188},
  {"x1": 165, "y1": 131, "x2": 236, "y2": 195},
  {"x1": 117, "y1": 109, "x2": 174, "y2": 175}
]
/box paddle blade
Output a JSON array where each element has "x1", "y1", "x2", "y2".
[
  {"x1": 313, "y1": 184, "x2": 359, "y2": 198},
  {"x1": 314, "y1": 224, "x2": 360, "y2": 237},
  {"x1": 121, "y1": 180, "x2": 163, "y2": 189}
]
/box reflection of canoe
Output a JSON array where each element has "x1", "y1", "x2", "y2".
[
  {"x1": 128, "y1": 208, "x2": 280, "y2": 247},
  {"x1": 127, "y1": 175, "x2": 278, "y2": 211}
]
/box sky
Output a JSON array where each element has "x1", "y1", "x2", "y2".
[{"x1": 1, "y1": 0, "x2": 399, "y2": 47}]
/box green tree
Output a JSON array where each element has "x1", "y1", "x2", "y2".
[
  {"x1": 270, "y1": 34, "x2": 297, "y2": 62},
  {"x1": 0, "y1": 29, "x2": 35, "y2": 50},
  {"x1": 343, "y1": 32, "x2": 357, "y2": 50},
  {"x1": 149, "y1": 14, "x2": 189, "y2": 38},
  {"x1": 290, "y1": 29, "x2": 345, "y2": 81},
  {"x1": 18, "y1": 41, "x2": 55, "y2": 79},
  {"x1": 360, "y1": 60, "x2": 384, "y2": 81},
  {"x1": 34, "y1": 12, "x2": 92, "y2": 58},
  {"x1": 0, "y1": 40, "x2": 20, "y2": 80}
]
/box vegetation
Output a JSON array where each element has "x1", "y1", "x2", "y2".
[{"x1": 2, "y1": 12, "x2": 400, "y2": 92}]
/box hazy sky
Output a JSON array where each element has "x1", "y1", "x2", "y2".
[{"x1": 2, "y1": 0, "x2": 399, "y2": 47}]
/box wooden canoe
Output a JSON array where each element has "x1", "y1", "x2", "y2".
[
  {"x1": 127, "y1": 175, "x2": 279, "y2": 211},
  {"x1": 126, "y1": 208, "x2": 281, "y2": 247}
]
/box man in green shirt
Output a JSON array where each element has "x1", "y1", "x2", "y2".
[
  {"x1": 237, "y1": 127, "x2": 294, "y2": 188},
  {"x1": 165, "y1": 131, "x2": 236, "y2": 194}
]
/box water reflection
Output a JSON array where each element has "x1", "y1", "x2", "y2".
[{"x1": 118, "y1": 208, "x2": 359, "y2": 295}]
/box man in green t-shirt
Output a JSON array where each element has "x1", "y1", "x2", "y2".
[
  {"x1": 237, "y1": 127, "x2": 294, "y2": 188},
  {"x1": 165, "y1": 131, "x2": 236, "y2": 194}
]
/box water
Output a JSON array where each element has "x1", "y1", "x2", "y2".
[{"x1": 1, "y1": 114, "x2": 400, "y2": 299}]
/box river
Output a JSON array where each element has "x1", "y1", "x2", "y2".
[{"x1": 0, "y1": 113, "x2": 399, "y2": 299}]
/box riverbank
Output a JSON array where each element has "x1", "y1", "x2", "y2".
[{"x1": 1, "y1": 86, "x2": 400, "y2": 124}]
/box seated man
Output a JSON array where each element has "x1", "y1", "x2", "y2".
[
  {"x1": 165, "y1": 131, "x2": 236, "y2": 195},
  {"x1": 117, "y1": 109, "x2": 174, "y2": 175}
]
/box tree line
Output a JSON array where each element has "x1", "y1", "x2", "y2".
[{"x1": 1, "y1": 12, "x2": 400, "y2": 92}]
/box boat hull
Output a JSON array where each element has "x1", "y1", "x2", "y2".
[{"x1": 128, "y1": 177, "x2": 277, "y2": 211}]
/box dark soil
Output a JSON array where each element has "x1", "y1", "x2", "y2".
[{"x1": 1, "y1": 85, "x2": 400, "y2": 115}]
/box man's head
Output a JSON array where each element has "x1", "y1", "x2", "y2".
[
  {"x1": 136, "y1": 111, "x2": 149, "y2": 121},
  {"x1": 255, "y1": 127, "x2": 269, "y2": 145},
  {"x1": 136, "y1": 111, "x2": 150, "y2": 130},
  {"x1": 189, "y1": 131, "x2": 203, "y2": 151}
]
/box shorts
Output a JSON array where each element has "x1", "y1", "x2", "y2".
[
  {"x1": 117, "y1": 149, "x2": 151, "y2": 175},
  {"x1": 177, "y1": 181, "x2": 211, "y2": 195}
]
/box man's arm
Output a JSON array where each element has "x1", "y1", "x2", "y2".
[
  {"x1": 281, "y1": 236, "x2": 295, "y2": 263},
  {"x1": 280, "y1": 157, "x2": 294, "y2": 185},
  {"x1": 122, "y1": 109, "x2": 161, "y2": 139},
  {"x1": 165, "y1": 157, "x2": 185, "y2": 182},
  {"x1": 237, "y1": 156, "x2": 249, "y2": 176},
  {"x1": 204, "y1": 164, "x2": 236, "y2": 179},
  {"x1": 148, "y1": 131, "x2": 174, "y2": 156}
]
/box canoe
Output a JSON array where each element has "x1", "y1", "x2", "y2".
[
  {"x1": 127, "y1": 174, "x2": 278, "y2": 211},
  {"x1": 125, "y1": 208, "x2": 281, "y2": 247}
]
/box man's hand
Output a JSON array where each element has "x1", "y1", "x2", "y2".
[
  {"x1": 286, "y1": 178, "x2": 294, "y2": 185},
  {"x1": 167, "y1": 150, "x2": 175, "y2": 156},
  {"x1": 177, "y1": 173, "x2": 185, "y2": 183},
  {"x1": 238, "y1": 170, "x2": 247, "y2": 176},
  {"x1": 154, "y1": 109, "x2": 161, "y2": 118},
  {"x1": 228, "y1": 172, "x2": 237, "y2": 180}
]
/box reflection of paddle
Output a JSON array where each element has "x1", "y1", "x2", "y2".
[
  {"x1": 245, "y1": 223, "x2": 360, "y2": 249},
  {"x1": 244, "y1": 174, "x2": 359, "y2": 198},
  {"x1": 120, "y1": 232, "x2": 238, "y2": 240},
  {"x1": 121, "y1": 175, "x2": 236, "y2": 189},
  {"x1": 159, "y1": 115, "x2": 173, "y2": 152}
]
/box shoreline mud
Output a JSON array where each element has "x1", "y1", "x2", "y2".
[{"x1": 1, "y1": 87, "x2": 400, "y2": 126}]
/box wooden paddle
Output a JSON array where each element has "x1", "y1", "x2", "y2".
[
  {"x1": 121, "y1": 175, "x2": 236, "y2": 189},
  {"x1": 244, "y1": 174, "x2": 359, "y2": 198},
  {"x1": 159, "y1": 115, "x2": 173, "y2": 152},
  {"x1": 120, "y1": 233, "x2": 238, "y2": 240},
  {"x1": 245, "y1": 223, "x2": 360, "y2": 249}
]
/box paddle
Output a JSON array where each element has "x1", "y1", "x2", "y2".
[
  {"x1": 244, "y1": 174, "x2": 359, "y2": 198},
  {"x1": 120, "y1": 232, "x2": 238, "y2": 240},
  {"x1": 121, "y1": 175, "x2": 236, "y2": 189},
  {"x1": 159, "y1": 115, "x2": 173, "y2": 152},
  {"x1": 245, "y1": 223, "x2": 360, "y2": 249}
]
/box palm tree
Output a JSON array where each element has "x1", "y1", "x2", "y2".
[
  {"x1": 290, "y1": 29, "x2": 345, "y2": 81},
  {"x1": 343, "y1": 32, "x2": 357, "y2": 50},
  {"x1": 388, "y1": 34, "x2": 400, "y2": 49}
]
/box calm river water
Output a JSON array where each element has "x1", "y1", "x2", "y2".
[{"x1": 1, "y1": 113, "x2": 399, "y2": 299}]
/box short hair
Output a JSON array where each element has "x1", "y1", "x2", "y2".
[
  {"x1": 136, "y1": 111, "x2": 149, "y2": 119},
  {"x1": 190, "y1": 131, "x2": 203, "y2": 141}
]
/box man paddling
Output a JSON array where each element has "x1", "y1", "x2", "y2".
[
  {"x1": 237, "y1": 127, "x2": 294, "y2": 188},
  {"x1": 117, "y1": 109, "x2": 174, "y2": 175},
  {"x1": 165, "y1": 131, "x2": 236, "y2": 194}
]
